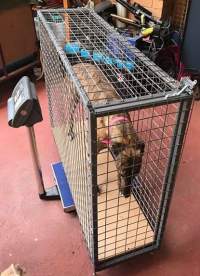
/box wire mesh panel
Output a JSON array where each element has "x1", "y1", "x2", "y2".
[
  {"x1": 96, "y1": 103, "x2": 180, "y2": 260},
  {"x1": 39, "y1": 8, "x2": 179, "y2": 105},
  {"x1": 39, "y1": 16, "x2": 94, "y2": 258},
  {"x1": 38, "y1": 8, "x2": 194, "y2": 271}
]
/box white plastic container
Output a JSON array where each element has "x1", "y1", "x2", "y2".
[{"x1": 116, "y1": 0, "x2": 127, "y2": 28}]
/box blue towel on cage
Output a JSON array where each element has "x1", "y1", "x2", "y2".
[{"x1": 64, "y1": 42, "x2": 135, "y2": 71}]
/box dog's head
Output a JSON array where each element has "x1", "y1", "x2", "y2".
[{"x1": 111, "y1": 140, "x2": 145, "y2": 197}]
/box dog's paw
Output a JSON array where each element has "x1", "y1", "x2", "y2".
[
  {"x1": 97, "y1": 186, "x2": 102, "y2": 195},
  {"x1": 121, "y1": 186, "x2": 131, "y2": 198}
]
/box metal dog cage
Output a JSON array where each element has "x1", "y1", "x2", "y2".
[{"x1": 38, "y1": 8, "x2": 194, "y2": 271}]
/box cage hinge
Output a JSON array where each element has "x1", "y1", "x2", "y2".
[{"x1": 165, "y1": 77, "x2": 197, "y2": 99}]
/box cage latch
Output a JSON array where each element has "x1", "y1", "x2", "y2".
[{"x1": 165, "y1": 77, "x2": 197, "y2": 99}]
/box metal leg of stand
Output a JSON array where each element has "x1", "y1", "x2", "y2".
[{"x1": 27, "y1": 126, "x2": 60, "y2": 200}]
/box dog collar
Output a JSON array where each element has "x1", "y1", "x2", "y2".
[
  {"x1": 110, "y1": 115, "x2": 129, "y2": 125},
  {"x1": 101, "y1": 138, "x2": 112, "y2": 146}
]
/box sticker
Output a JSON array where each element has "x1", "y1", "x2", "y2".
[{"x1": 117, "y1": 74, "x2": 124, "y2": 82}]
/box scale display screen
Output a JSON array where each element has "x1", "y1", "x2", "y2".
[{"x1": 7, "y1": 76, "x2": 43, "y2": 128}]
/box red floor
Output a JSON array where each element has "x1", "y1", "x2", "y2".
[{"x1": 0, "y1": 79, "x2": 200, "y2": 276}]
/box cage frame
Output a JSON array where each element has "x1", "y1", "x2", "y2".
[
  {"x1": 91, "y1": 98, "x2": 192, "y2": 271},
  {"x1": 38, "y1": 8, "x2": 194, "y2": 272}
]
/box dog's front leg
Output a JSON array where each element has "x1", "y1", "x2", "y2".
[
  {"x1": 121, "y1": 179, "x2": 131, "y2": 198},
  {"x1": 110, "y1": 143, "x2": 130, "y2": 197}
]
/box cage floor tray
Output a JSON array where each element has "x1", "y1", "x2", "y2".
[{"x1": 97, "y1": 149, "x2": 154, "y2": 260}]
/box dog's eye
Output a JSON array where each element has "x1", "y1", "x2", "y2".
[{"x1": 111, "y1": 143, "x2": 123, "y2": 157}]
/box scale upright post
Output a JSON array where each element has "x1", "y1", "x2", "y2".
[{"x1": 27, "y1": 126, "x2": 60, "y2": 199}]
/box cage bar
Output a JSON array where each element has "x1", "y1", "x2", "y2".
[{"x1": 38, "y1": 8, "x2": 193, "y2": 271}]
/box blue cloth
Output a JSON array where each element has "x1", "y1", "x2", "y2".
[{"x1": 64, "y1": 42, "x2": 80, "y2": 54}]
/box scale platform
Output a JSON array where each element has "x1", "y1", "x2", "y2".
[{"x1": 52, "y1": 162, "x2": 75, "y2": 212}]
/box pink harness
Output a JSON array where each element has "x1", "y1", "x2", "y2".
[{"x1": 101, "y1": 116, "x2": 129, "y2": 146}]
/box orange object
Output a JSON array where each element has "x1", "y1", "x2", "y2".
[
  {"x1": 63, "y1": 0, "x2": 70, "y2": 42},
  {"x1": 63, "y1": 0, "x2": 68, "y2": 8}
]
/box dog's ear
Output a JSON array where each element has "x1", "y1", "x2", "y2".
[{"x1": 111, "y1": 143, "x2": 123, "y2": 158}]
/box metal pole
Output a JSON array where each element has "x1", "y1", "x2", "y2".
[
  {"x1": 27, "y1": 126, "x2": 60, "y2": 200},
  {"x1": 27, "y1": 126, "x2": 46, "y2": 197}
]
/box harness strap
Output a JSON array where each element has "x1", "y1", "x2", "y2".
[{"x1": 110, "y1": 116, "x2": 129, "y2": 125}]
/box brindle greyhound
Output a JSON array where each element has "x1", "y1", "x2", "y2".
[{"x1": 68, "y1": 63, "x2": 145, "y2": 197}]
